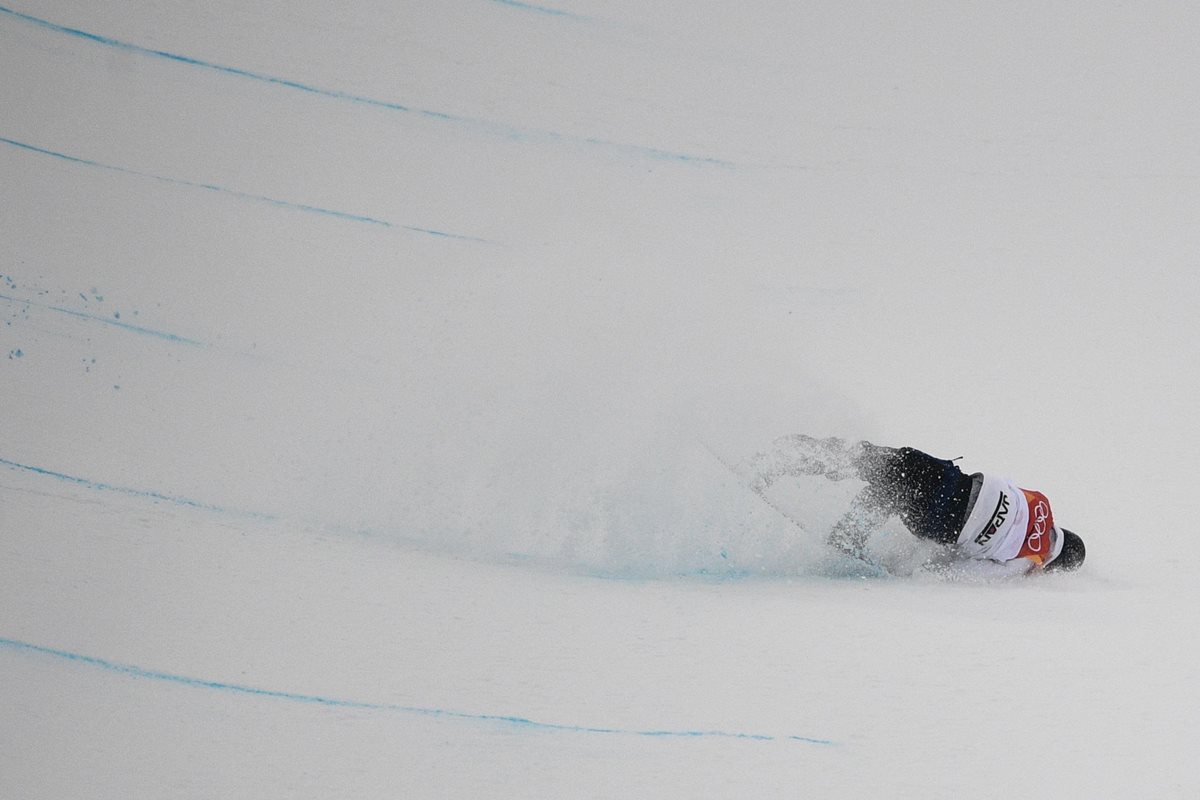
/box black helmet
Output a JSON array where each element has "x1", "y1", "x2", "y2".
[{"x1": 1046, "y1": 529, "x2": 1085, "y2": 572}]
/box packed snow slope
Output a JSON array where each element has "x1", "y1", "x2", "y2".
[{"x1": 2, "y1": 1, "x2": 1198, "y2": 797}]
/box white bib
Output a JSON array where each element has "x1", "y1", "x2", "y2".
[
  {"x1": 957, "y1": 475, "x2": 1067, "y2": 566},
  {"x1": 957, "y1": 475, "x2": 1029, "y2": 561}
]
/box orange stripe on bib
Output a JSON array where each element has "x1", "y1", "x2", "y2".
[{"x1": 1016, "y1": 489, "x2": 1055, "y2": 564}]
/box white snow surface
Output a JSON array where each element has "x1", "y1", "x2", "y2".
[{"x1": 2, "y1": 1, "x2": 1199, "y2": 797}]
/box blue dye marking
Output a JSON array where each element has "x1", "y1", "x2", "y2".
[
  {"x1": 0, "y1": 5, "x2": 730, "y2": 167},
  {"x1": 488, "y1": 0, "x2": 584, "y2": 19},
  {"x1": 0, "y1": 136, "x2": 486, "y2": 241},
  {"x1": 0, "y1": 292, "x2": 207, "y2": 346},
  {"x1": 0, "y1": 457, "x2": 276, "y2": 521},
  {"x1": 0, "y1": 636, "x2": 834, "y2": 744}
]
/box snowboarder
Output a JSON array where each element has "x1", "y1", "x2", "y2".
[{"x1": 741, "y1": 435, "x2": 1086, "y2": 576}]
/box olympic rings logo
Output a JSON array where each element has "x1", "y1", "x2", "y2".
[{"x1": 1027, "y1": 500, "x2": 1050, "y2": 552}]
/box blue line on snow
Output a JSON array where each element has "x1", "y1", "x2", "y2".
[
  {"x1": 0, "y1": 292, "x2": 207, "y2": 346},
  {"x1": 488, "y1": 0, "x2": 584, "y2": 19},
  {"x1": 0, "y1": 4, "x2": 730, "y2": 167},
  {"x1": 0, "y1": 457, "x2": 276, "y2": 521},
  {"x1": 0, "y1": 135, "x2": 484, "y2": 242},
  {"x1": 0, "y1": 636, "x2": 834, "y2": 744}
]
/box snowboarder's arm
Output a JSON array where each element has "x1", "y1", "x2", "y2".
[{"x1": 827, "y1": 486, "x2": 891, "y2": 559}]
